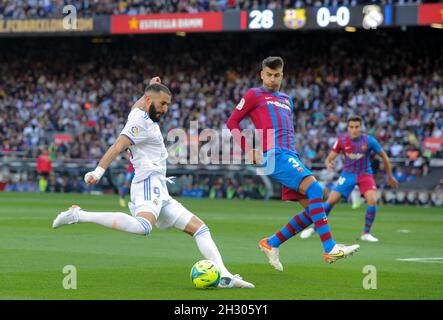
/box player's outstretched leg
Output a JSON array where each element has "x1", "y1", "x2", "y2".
[
  {"x1": 174, "y1": 210, "x2": 254, "y2": 289},
  {"x1": 259, "y1": 209, "x2": 312, "y2": 271},
  {"x1": 52, "y1": 205, "x2": 152, "y2": 235},
  {"x1": 190, "y1": 222, "x2": 254, "y2": 289}
]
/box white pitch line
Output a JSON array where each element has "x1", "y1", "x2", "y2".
[{"x1": 396, "y1": 257, "x2": 443, "y2": 264}]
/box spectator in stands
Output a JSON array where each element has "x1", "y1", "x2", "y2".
[
  {"x1": 0, "y1": 28, "x2": 441, "y2": 198},
  {"x1": 36, "y1": 149, "x2": 52, "y2": 192},
  {"x1": 46, "y1": 174, "x2": 60, "y2": 193},
  {"x1": 392, "y1": 166, "x2": 407, "y2": 184},
  {"x1": 406, "y1": 168, "x2": 419, "y2": 182},
  {"x1": 209, "y1": 178, "x2": 225, "y2": 199}
]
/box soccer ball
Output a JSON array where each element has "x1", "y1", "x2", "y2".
[{"x1": 190, "y1": 259, "x2": 221, "y2": 288}]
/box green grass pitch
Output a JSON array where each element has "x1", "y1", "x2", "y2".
[{"x1": 0, "y1": 192, "x2": 442, "y2": 300}]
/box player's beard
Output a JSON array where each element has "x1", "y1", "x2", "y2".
[{"x1": 149, "y1": 103, "x2": 162, "y2": 122}]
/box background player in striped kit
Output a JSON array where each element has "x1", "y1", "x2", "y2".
[
  {"x1": 300, "y1": 116, "x2": 399, "y2": 242},
  {"x1": 227, "y1": 56, "x2": 360, "y2": 269}
]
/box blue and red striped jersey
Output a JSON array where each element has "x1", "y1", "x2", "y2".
[
  {"x1": 227, "y1": 86, "x2": 296, "y2": 153},
  {"x1": 332, "y1": 133, "x2": 382, "y2": 175}
]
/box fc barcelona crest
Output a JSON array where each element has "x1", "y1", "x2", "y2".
[
  {"x1": 283, "y1": 9, "x2": 306, "y2": 30},
  {"x1": 362, "y1": 145, "x2": 368, "y2": 152}
]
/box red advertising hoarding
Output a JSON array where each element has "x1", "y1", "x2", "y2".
[
  {"x1": 111, "y1": 13, "x2": 223, "y2": 34},
  {"x1": 418, "y1": 3, "x2": 443, "y2": 25},
  {"x1": 424, "y1": 138, "x2": 443, "y2": 153}
]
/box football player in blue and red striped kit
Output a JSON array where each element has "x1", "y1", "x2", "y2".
[
  {"x1": 227, "y1": 57, "x2": 360, "y2": 270},
  {"x1": 300, "y1": 116, "x2": 399, "y2": 242}
]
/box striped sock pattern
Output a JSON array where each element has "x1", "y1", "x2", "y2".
[
  {"x1": 312, "y1": 202, "x2": 333, "y2": 231},
  {"x1": 136, "y1": 217, "x2": 152, "y2": 235},
  {"x1": 193, "y1": 225, "x2": 210, "y2": 238},
  {"x1": 364, "y1": 206, "x2": 377, "y2": 234},
  {"x1": 268, "y1": 210, "x2": 313, "y2": 248},
  {"x1": 308, "y1": 198, "x2": 335, "y2": 253}
]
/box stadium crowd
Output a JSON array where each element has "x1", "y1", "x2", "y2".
[
  {"x1": 0, "y1": 0, "x2": 434, "y2": 18},
  {"x1": 0, "y1": 29, "x2": 442, "y2": 197}
]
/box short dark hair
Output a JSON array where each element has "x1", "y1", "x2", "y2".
[
  {"x1": 262, "y1": 56, "x2": 284, "y2": 70},
  {"x1": 348, "y1": 116, "x2": 362, "y2": 124},
  {"x1": 144, "y1": 83, "x2": 172, "y2": 96}
]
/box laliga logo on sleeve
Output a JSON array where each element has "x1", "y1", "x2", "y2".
[
  {"x1": 130, "y1": 126, "x2": 140, "y2": 136},
  {"x1": 362, "y1": 5, "x2": 383, "y2": 30},
  {"x1": 236, "y1": 98, "x2": 245, "y2": 110}
]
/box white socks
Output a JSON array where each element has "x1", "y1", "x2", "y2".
[
  {"x1": 78, "y1": 210, "x2": 151, "y2": 235},
  {"x1": 193, "y1": 225, "x2": 233, "y2": 278}
]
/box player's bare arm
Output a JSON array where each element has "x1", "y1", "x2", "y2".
[
  {"x1": 379, "y1": 150, "x2": 399, "y2": 188},
  {"x1": 325, "y1": 151, "x2": 339, "y2": 171},
  {"x1": 84, "y1": 135, "x2": 133, "y2": 185}
]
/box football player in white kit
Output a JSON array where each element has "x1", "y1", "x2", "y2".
[{"x1": 52, "y1": 80, "x2": 254, "y2": 289}]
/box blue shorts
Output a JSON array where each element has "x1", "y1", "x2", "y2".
[
  {"x1": 263, "y1": 149, "x2": 312, "y2": 192},
  {"x1": 333, "y1": 173, "x2": 377, "y2": 198}
]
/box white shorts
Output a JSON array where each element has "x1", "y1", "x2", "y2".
[{"x1": 129, "y1": 174, "x2": 193, "y2": 230}]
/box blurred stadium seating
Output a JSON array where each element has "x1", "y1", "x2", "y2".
[{"x1": 0, "y1": 1, "x2": 442, "y2": 205}]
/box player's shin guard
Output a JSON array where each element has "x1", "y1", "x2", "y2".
[
  {"x1": 78, "y1": 210, "x2": 151, "y2": 235},
  {"x1": 193, "y1": 224, "x2": 232, "y2": 277},
  {"x1": 364, "y1": 206, "x2": 377, "y2": 234},
  {"x1": 305, "y1": 182, "x2": 336, "y2": 253},
  {"x1": 267, "y1": 210, "x2": 313, "y2": 248}
]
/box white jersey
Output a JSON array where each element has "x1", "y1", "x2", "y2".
[{"x1": 120, "y1": 108, "x2": 168, "y2": 183}]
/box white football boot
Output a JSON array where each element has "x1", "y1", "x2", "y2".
[
  {"x1": 219, "y1": 274, "x2": 255, "y2": 289},
  {"x1": 258, "y1": 238, "x2": 283, "y2": 272},
  {"x1": 360, "y1": 233, "x2": 379, "y2": 242},
  {"x1": 300, "y1": 227, "x2": 316, "y2": 239},
  {"x1": 323, "y1": 243, "x2": 360, "y2": 264},
  {"x1": 52, "y1": 205, "x2": 80, "y2": 228}
]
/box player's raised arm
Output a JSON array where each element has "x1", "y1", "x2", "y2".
[
  {"x1": 84, "y1": 135, "x2": 133, "y2": 185},
  {"x1": 149, "y1": 76, "x2": 161, "y2": 85}
]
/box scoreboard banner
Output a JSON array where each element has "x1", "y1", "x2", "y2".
[
  {"x1": 110, "y1": 12, "x2": 223, "y2": 34},
  {"x1": 238, "y1": 5, "x2": 394, "y2": 31},
  {"x1": 0, "y1": 4, "x2": 442, "y2": 37}
]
